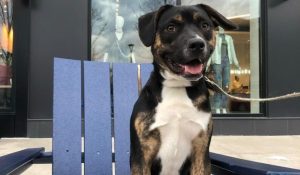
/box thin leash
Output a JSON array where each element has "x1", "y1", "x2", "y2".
[{"x1": 203, "y1": 76, "x2": 300, "y2": 102}]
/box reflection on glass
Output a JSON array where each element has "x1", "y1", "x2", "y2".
[
  {"x1": 0, "y1": 0, "x2": 13, "y2": 111},
  {"x1": 91, "y1": 0, "x2": 261, "y2": 114},
  {"x1": 91, "y1": 0, "x2": 176, "y2": 63}
]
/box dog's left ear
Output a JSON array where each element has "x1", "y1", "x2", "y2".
[
  {"x1": 138, "y1": 5, "x2": 173, "y2": 47},
  {"x1": 197, "y1": 4, "x2": 238, "y2": 30}
]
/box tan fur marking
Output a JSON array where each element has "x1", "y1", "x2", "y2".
[
  {"x1": 153, "y1": 34, "x2": 171, "y2": 72},
  {"x1": 173, "y1": 15, "x2": 183, "y2": 22},
  {"x1": 190, "y1": 120, "x2": 213, "y2": 175},
  {"x1": 193, "y1": 95, "x2": 207, "y2": 107},
  {"x1": 142, "y1": 135, "x2": 160, "y2": 166},
  {"x1": 154, "y1": 34, "x2": 163, "y2": 49},
  {"x1": 209, "y1": 30, "x2": 216, "y2": 47},
  {"x1": 193, "y1": 12, "x2": 200, "y2": 21},
  {"x1": 134, "y1": 113, "x2": 145, "y2": 137},
  {"x1": 132, "y1": 112, "x2": 160, "y2": 175},
  {"x1": 131, "y1": 165, "x2": 141, "y2": 175}
]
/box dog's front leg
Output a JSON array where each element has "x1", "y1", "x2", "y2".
[
  {"x1": 190, "y1": 121, "x2": 213, "y2": 175},
  {"x1": 131, "y1": 135, "x2": 160, "y2": 175},
  {"x1": 131, "y1": 112, "x2": 160, "y2": 175},
  {"x1": 131, "y1": 162, "x2": 150, "y2": 175},
  {"x1": 130, "y1": 142, "x2": 148, "y2": 175}
]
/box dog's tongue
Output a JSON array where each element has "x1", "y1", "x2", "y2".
[{"x1": 183, "y1": 64, "x2": 203, "y2": 74}]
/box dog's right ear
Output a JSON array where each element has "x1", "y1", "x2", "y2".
[
  {"x1": 198, "y1": 4, "x2": 238, "y2": 30},
  {"x1": 138, "y1": 5, "x2": 173, "y2": 47}
]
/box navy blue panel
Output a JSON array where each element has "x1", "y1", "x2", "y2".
[
  {"x1": 267, "y1": 172, "x2": 300, "y2": 175},
  {"x1": 113, "y1": 63, "x2": 139, "y2": 175},
  {"x1": 0, "y1": 148, "x2": 44, "y2": 175},
  {"x1": 141, "y1": 64, "x2": 153, "y2": 87},
  {"x1": 53, "y1": 58, "x2": 82, "y2": 175},
  {"x1": 84, "y1": 61, "x2": 112, "y2": 175}
]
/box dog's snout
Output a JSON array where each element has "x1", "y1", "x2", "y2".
[{"x1": 187, "y1": 38, "x2": 205, "y2": 52}]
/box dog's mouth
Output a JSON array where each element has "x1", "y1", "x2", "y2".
[{"x1": 166, "y1": 58, "x2": 205, "y2": 80}]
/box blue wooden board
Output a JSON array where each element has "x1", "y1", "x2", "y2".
[
  {"x1": 141, "y1": 64, "x2": 153, "y2": 87},
  {"x1": 53, "y1": 58, "x2": 82, "y2": 175},
  {"x1": 84, "y1": 61, "x2": 112, "y2": 175},
  {"x1": 113, "y1": 63, "x2": 139, "y2": 175}
]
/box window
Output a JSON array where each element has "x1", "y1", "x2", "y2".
[
  {"x1": 0, "y1": 0, "x2": 13, "y2": 112},
  {"x1": 91, "y1": 0, "x2": 261, "y2": 114}
]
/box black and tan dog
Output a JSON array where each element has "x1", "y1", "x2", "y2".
[{"x1": 130, "y1": 4, "x2": 237, "y2": 175}]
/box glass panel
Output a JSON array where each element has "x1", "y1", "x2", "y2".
[
  {"x1": 91, "y1": 0, "x2": 261, "y2": 114},
  {"x1": 181, "y1": 0, "x2": 260, "y2": 114},
  {"x1": 0, "y1": 0, "x2": 13, "y2": 111}
]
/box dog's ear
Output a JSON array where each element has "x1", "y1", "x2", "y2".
[
  {"x1": 138, "y1": 5, "x2": 173, "y2": 47},
  {"x1": 197, "y1": 4, "x2": 238, "y2": 30}
]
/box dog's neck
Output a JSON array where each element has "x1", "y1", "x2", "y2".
[
  {"x1": 160, "y1": 70, "x2": 192, "y2": 88},
  {"x1": 152, "y1": 61, "x2": 205, "y2": 88}
]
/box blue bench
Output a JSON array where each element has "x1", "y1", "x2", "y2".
[
  {"x1": 0, "y1": 57, "x2": 300, "y2": 175},
  {"x1": 52, "y1": 57, "x2": 152, "y2": 175}
]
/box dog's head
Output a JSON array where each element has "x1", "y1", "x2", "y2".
[{"x1": 138, "y1": 4, "x2": 237, "y2": 81}]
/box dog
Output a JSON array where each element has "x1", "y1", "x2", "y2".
[{"x1": 130, "y1": 4, "x2": 237, "y2": 175}]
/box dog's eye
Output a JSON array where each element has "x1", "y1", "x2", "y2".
[
  {"x1": 166, "y1": 24, "x2": 176, "y2": 32},
  {"x1": 201, "y1": 23, "x2": 210, "y2": 30}
]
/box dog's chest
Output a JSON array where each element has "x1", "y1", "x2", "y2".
[{"x1": 150, "y1": 86, "x2": 211, "y2": 175}]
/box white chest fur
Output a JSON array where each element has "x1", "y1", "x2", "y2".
[{"x1": 150, "y1": 85, "x2": 211, "y2": 175}]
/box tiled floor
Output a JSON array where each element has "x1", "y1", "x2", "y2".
[
  {"x1": 0, "y1": 136, "x2": 300, "y2": 174},
  {"x1": 210, "y1": 136, "x2": 300, "y2": 169}
]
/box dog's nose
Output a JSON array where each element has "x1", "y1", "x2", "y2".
[{"x1": 187, "y1": 38, "x2": 205, "y2": 52}]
